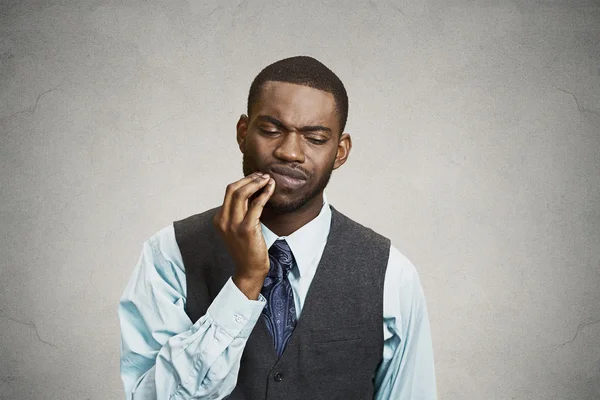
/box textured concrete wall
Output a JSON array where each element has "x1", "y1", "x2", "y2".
[{"x1": 1, "y1": 1, "x2": 599, "y2": 399}]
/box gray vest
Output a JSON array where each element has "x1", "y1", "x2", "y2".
[{"x1": 173, "y1": 204, "x2": 390, "y2": 399}]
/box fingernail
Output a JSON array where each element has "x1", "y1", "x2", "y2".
[{"x1": 262, "y1": 174, "x2": 270, "y2": 179}]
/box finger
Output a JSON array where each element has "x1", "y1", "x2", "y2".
[
  {"x1": 221, "y1": 172, "x2": 263, "y2": 226},
  {"x1": 230, "y1": 174, "x2": 272, "y2": 225},
  {"x1": 244, "y1": 177, "x2": 276, "y2": 225}
]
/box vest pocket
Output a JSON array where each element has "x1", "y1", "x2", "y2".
[
  {"x1": 309, "y1": 325, "x2": 367, "y2": 345},
  {"x1": 302, "y1": 325, "x2": 377, "y2": 397}
]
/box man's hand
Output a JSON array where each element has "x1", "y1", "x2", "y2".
[{"x1": 213, "y1": 172, "x2": 276, "y2": 300}]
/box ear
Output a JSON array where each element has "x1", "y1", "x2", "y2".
[
  {"x1": 333, "y1": 132, "x2": 352, "y2": 170},
  {"x1": 236, "y1": 114, "x2": 249, "y2": 153}
]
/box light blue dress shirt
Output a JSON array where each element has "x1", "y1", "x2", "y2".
[{"x1": 119, "y1": 192, "x2": 437, "y2": 399}]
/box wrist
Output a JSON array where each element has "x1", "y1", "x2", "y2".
[{"x1": 232, "y1": 273, "x2": 267, "y2": 300}]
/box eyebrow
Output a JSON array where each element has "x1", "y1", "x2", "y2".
[{"x1": 257, "y1": 115, "x2": 332, "y2": 134}]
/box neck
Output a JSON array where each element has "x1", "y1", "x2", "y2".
[{"x1": 260, "y1": 193, "x2": 324, "y2": 237}]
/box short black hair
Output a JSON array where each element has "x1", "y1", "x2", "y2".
[{"x1": 247, "y1": 55, "x2": 348, "y2": 136}]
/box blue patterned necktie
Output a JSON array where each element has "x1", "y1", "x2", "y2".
[{"x1": 261, "y1": 239, "x2": 297, "y2": 358}]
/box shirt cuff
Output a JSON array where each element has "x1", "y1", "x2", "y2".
[{"x1": 206, "y1": 277, "x2": 266, "y2": 339}]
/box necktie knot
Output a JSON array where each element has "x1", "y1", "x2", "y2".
[{"x1": 268, "y1": 239, "x2": 294, "y2": 278}]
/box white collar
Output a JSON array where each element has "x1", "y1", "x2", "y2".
[{"x1": 260, "y1": 191, "x2": 331, "y2": 277}]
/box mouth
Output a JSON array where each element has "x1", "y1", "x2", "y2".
[
  {"x1": 270, "y1": 165, "x2": 307, "y2": 180},
  {"x1": 269, "y1": 166, "x2": 307, "y2": 190}
]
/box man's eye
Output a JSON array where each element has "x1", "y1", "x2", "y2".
[
  {"x1": 260, "y1": 128, "x2": 279, "y2": 135},
  {"x1": 308, "y1": 138, "x2": 326, "y2": 144}
]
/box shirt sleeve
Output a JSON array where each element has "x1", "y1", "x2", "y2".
[
  {"x1": 118, "y1": 226, "x2": 266, "y2": 400},
  {"x1": 374, "y1": 245, "x2": 437, "y2": 400}
]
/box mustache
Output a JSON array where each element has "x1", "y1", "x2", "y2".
[{"x1": 269, "y1": 164, "x2": 309, "y2": 180}]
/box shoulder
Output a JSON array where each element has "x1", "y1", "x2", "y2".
[
  {"x1": 330, "y1": 205, "x2": 391, "y2": 246},
  {"x1": 121, "y1": 223, "x2": 187, "y2": 298},
  {"x1": 171, "y1": 205, "x2": 221, "y2": 246},
  {"x1": 386, "y1": 244, "x2": 422, "y2": 290},
  {"x1": 329, "y1": 206, "x2": 418, "y2": 283},
  {"x1": 148, "y1": 205, "x2": 222, "y2": 270},
  {"x1": 144, "y1": 223, "x2": 185, "y2": 276},
  {"x1": 147, "y1": 223, "x2": 177, "y2": 254},
  {"x1": 147, "y1": 203, "x2": 221, "y2": 268},
  {"x1": 173, "y1": 205, "x2": 221, "y2": 228}
]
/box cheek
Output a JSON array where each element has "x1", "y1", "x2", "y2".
[
  {"x1": 316, "y1": 151, "x2": 338, "y2": 171},
  {"x1": 247, "y1": 135, "x2": 272, "y2": 156},
  {"x1": 244, "y1": 139, "x2": 265, "y2": 158},
  {"x1": 247, "y1": 151, "x2": 271, "y2": 170}
]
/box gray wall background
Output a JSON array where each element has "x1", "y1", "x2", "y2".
[{"x1": 1, "y1": 0, "x2": 599, "y2": 399}]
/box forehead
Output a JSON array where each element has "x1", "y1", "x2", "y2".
[{"x1": 253, "y1": 81, "x2": 338, "y2": 128}]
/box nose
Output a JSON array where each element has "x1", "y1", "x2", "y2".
[{"x1": 273, "y1": 132, "x2": 305, "y2": 163}]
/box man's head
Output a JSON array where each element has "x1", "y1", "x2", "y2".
[{"x1": 237, "y1": 55, "x2": 352, "y2": 215}]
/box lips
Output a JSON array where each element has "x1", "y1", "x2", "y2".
[
  {"x1": 269, "y1": 165, "x2": 307, "y2": 190},
  {"x1": 269, "y1": 165, "x2": 307, "y2": 181}
]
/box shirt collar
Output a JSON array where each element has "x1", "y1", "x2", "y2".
[{"x1": 260, "y1": 191, "x2": 331, "y2": 278}]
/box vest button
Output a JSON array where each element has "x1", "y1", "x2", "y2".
[{"x1": 274, "y1": 372, "x2": 284, "y2": 382}]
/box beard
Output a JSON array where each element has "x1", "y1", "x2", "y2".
[{"x1": 242, "y1": 153, "x2": 335, "y2": 215}]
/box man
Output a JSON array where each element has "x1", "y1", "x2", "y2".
[{"x1": 119, "y1": 55, "x2": 437, "y2": 399}]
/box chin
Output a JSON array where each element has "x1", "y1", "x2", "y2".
[{"x1": 266, "y1": 193, "x2": 310, "y2": 214}]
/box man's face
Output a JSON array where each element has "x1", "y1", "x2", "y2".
[{"x1": 238, "y1": 81, "x2": 346, "y2": 214}]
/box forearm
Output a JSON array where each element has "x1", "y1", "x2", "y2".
[{"x1": 120, "y1": 277, "x2": 266, "y2": 400}]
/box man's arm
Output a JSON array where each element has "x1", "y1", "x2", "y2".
[
  {"x1": 374, "y1": 245, "x2": 437, "y2": 400},
  {"x1": 118, "y1": 230, "x2": 266, "y2": 400}
]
